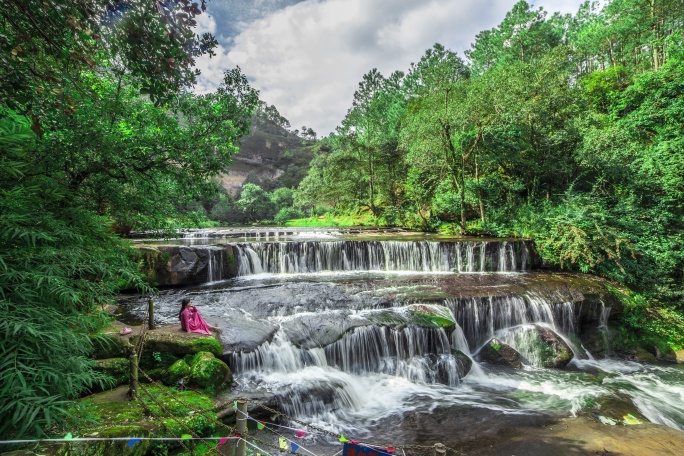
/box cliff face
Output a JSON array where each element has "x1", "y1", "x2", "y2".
[{"x1": 219, "y1": 118, "x2": 315, "y2": 193}]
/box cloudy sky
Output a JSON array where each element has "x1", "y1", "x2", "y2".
[{"x1": 193, "y1": 0, "x2": 586, "y2": 136}]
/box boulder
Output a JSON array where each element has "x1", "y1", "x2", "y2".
[
  {"x1": 95, "y1": 358, "x2": 130, "y2": 389},
  {"x1": 453, "y1": 350, "x2": 474, "y2": 377},
  {"x1": 130, "y1": 329, "x2": 223, "y2": 358},
  {"x1": 280, "y1": 305, "x2": 456, "y2": 350},
  {"x1": 162, "y1": 359, "x2": 191, "y2": 386},
  {"x1": 91, "y1": 331, "x2": 134, "y2": 359},
  {"x1": 407, "y1": 304, "x2": 457, "y2": 328},
  {"x1": 479, "y1": 338, "x2": 522, "y2": 369},
  {"x1": 511, "y1": 325, "x2": 574, "y2": 368},
  {"x1": 656, "y1": 347, "x2": 684, "y2": 364},
  {"x1": 188, "y1": 352, "x2": 233, "y2": 393},
  {"x1": 625, "y1": 347, "x2": 657, "y2": 363},
  {"x1": 135, "y1": 244, "x2": 238, "y2": 286}
]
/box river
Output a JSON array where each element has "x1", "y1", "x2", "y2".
[{"x1": 123, "y1": 227, "x2": 684, "y2": 452}]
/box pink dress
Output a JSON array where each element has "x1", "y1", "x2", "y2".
[{"x1": 180, "y1": 306, "x2": 212, "y2": 335}]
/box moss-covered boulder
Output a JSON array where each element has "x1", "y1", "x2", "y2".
[
  {"x1": 91, "y1": 330, "x2": 134, "y2": 359},
  {"x1": 510, "y1": 325, "x2": 574, "y2": 368},
  {"x1": 162, "y1": 359, "x2": 191, "y2": 386},
  {"x1": 188, "y1": 352, "x2": 232, "y2": 393},
  {"x1": 95, "y1": 358, "x2": 130, "y2": 389},
  {"x1": 130, "y1": 329, "x2": 223, "y2": 358},
  {"x1": 407, "y1": 304, "x2": 456, "y2": 328},
  {"x1": 479, "y1": 338, "x2": 522, "y2": 369}
]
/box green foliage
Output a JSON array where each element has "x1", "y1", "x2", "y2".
[
  {"x1": 0, "y1": 0, "x2": 258, "y2": 438},
  {"x1": 237, "y1": 183, "x2": 275, "y2": 221},
  {"x1": 274, "y1": 207, "x2": 305, "y2": 225},
  {"x1": 610, "y1": 287, "x2": 684, "y2": 352},
  {"x1": 0, "y1": 117, "x2": 151, "y2": 438},
  {"x1": 297, "y1": 0, "x2": 684, "y2": 346}
]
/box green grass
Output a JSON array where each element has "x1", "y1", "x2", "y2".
[{"x1": 285, "y1": 214, "x2": 374, "y2": 227}]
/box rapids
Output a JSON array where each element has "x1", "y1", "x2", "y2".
[{"x1": 123, "y1": 228, "x2": 684, "y2": 449}]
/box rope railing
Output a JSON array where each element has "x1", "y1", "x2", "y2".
[{"x1": 0, "y1": 301, "x2": 466, "y2": 456}]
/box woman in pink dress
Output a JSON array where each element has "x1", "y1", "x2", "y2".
[{"x1": 179, "y1": 299, "x2": 219, "y2": 335}]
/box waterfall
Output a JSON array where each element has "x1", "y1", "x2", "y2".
[
  {"x1": 232, "y1": 240, "x2": 533, "y2": 275},
  {"x1": 446, "y1": 294, "x2": 599, "y2": 351},
  {"x1": 205, "y1": 247, "x2": 224, "y2": 282},
  {"x1": 230, "y1": 326, "x2": 467, "y2": 386}
]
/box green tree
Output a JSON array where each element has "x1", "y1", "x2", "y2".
[{"x1": 237, "y1": 183, "x2": 274, "y2": 221}]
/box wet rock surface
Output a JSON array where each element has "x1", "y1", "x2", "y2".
[
  {"x1": 509, "y1": 325, "x2": 574, "y2": 368},
  {"x1": 478, "y1": 338, "x2": 522, "y2": 368},
  {"x1": 137, "y1": 244, "x2": 238, "y2": 286}
]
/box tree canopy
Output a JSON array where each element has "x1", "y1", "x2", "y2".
[
  {"x1": 0, "y1": 0, "x2": 258, "y2": 437},
  {"x1": 294, "y1": 0, "x2": 684, "y2": 324}
]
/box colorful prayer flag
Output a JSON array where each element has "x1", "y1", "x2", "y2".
[
  {"x1": 351, "y1": 440, "x2": 359, "y2": 445},
  {"x1": 257, "y1": 421, "x2": 265, "y2": 430},
  {"x1": 181, "y1": 434, "x2": 192, "y2": 441},
  {"x1": 291, "y1": 442, "x2": 300, "y2": 454},
  {"x1": 387, "y1": 447, "x2": 395, "y2": 453},
  {"x1": 219, "y1": 437, "x2": 228, "y2": 446},
  {"x1": 296, "y1": 430, "x2": 306, "y2": 438},
  {"x1": 339, "y1": 434, "x2": 349, "y2": 443},
  {"x1": 127, "y1": 439, "x2": 140, "y2": 447},
  {"x1": 64, "y1": 433, "x2": 73, "y2": 440},
  {"x1": 279, "y1": 437, "x2": 288, "y2": 450}
]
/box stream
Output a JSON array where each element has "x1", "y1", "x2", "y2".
[{"x1": 123, "y1": 228, "x2": 684, "y2": 450}]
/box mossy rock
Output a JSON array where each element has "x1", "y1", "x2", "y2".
[
  {"x1": 479, "y1": 338, "x2": 522, "y2": 369},
  {"x1": 139, "y1": 350, "x2": 179, "y2": 371},
  {"x1": 505, "y1": 326, "x2": 574, "y2": 368},
  {"x1": 94, "y1": 358, "x2": 130, "y2": 389},
  {"x1": 407, "y1": 304, "x2": 456, "y2": 328},
  {"x1": 624, "y1": 347, "x2": 657, "y2": 363},
  {"x1": 91, "y1": 331, "x2": 134, "y2": 359},
  {"x1": 656, "y1": 347, "x2": 684, "y2": 364},
  {"x1": 188, "y1": 352, "x2": 232, "y2": 393},
  {"x1": 162, "y1": 359, "x2": 191, "y2": 386},
  {"x1": 134, "y1": 245, "x2": 164, "y2": 285},
  {"x1": 130, "y1": 330, "x2": 223, "y2": 357}
]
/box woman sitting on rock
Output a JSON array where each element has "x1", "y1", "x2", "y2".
[{"x1": 179, "y1": 299, "x2": 220, "y2": 335}]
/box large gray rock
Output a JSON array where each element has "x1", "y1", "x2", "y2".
[
  {"x1": 509, "y1": 325, "x2": 574, "y2": 368},
  {"x1": 281, "y1": 304, "x2": 456, "y2": 349},
  {"x1": 479, "y1": 338, "x2": 522, "y2": 369},
  {"x1": 136, "y1": 244, "x2": 238, "y2": 286}
]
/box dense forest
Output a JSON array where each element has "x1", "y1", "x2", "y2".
[
  {"x1": 0, "y1": 0, "x2": 259, "y2": 437},
  {"x1": 0, "y1": 0, "x2": 683, "y2": 441},
  {"x1": 292, "y1": 0, "x2": 684, "y2": 353}
]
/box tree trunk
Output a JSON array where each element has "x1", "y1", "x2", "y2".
[{"x1": 475, "y1": 156, "x2": 486, "y2": 225}]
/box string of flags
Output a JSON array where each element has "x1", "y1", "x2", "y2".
[
  {"x1": 0, "y1": 435, "x2": 241, "y2": 446},
  {"x1": 233, "y1": 404, "x2": 397, "y2": 456},
  {"x1": 5, "y1": 402, "x2": 398, "y2": 456}
]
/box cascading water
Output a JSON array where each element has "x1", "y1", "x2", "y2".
[
  {"x1": 232, "y1": 239, "x2": 530, "y2": 275},
  {"x1": 447, "y1": 294, "x2": 586, "y2": 351},
  {"x1": 125, "y1": 230, "x2": 684, "y2": 446}
]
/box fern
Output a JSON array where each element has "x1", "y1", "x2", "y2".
[{"x1": 0, "y1": 113, "x2": 150, "y2": 438}]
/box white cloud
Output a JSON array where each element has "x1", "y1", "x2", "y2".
[{"x1": 194, "y1": 0, "x2": 586, "y2": 136}]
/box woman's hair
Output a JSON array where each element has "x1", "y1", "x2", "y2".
[{"x1": 179, "y1": 298, "x2": 191, "y2": 320}]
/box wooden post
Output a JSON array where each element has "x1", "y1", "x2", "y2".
[
  {"x1": 129, "y1": 351, "x2": 138, "y2": 400},
  {"x1": 433, "y1": 443, "x2": 446, "y2": 456},
  {"x1": 236, "y1": 400, "x2": 247, "y2": 456},
  {"x1": 148, "y1": 298, "x2": 155, "y2": 330}
]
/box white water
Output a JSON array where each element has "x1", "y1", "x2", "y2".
[
  {"x1": 128, "y1": 234, "x2": 684, "y2": 439},
  {"x1": 232, "y1": 240, "x2": 530, "y2": 275}
]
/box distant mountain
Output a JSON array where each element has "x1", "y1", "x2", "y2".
[{"x1": 219, "y1": 103, "x2": 316, "y2": 193}]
